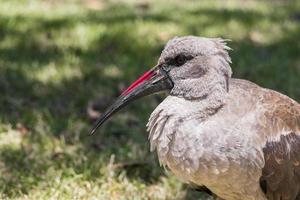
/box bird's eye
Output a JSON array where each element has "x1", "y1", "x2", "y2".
[
  {"x1": 174, "y1": 55, "x2": 186, "y2": 66},
  {"x1": 164, "y1": 55, "x2": 192, "y2": 68}
]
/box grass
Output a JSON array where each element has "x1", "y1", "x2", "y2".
[{"x1": 0, "y1": 0, "x2": 299, "y2": 199}]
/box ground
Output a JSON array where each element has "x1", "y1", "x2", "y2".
[{"x1": 0, "y1": 0, "x2": 299, "y2": 199}]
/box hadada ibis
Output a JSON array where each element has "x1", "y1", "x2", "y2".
[{"x1": 90, "y1": 36, "x2": 300, "y2": 200}]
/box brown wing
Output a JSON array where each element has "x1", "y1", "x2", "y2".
[
  {"x1": 261, "y1": 132, "x2": 300, "y2": 200},
  {"x1": 260, "y1": 90, "x2": 300, "y2": 200}
]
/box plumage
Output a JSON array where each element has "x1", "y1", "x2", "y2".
[
  {"x1": 146, "y1": 37, "x2": 300, "y2": 200},
  {"x1": 92, "y1": 36, "x2": 300, "y2": 200}
]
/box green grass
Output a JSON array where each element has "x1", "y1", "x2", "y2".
[{"x1": 0, "y1": 0, "x2": 299, "y2": 199}]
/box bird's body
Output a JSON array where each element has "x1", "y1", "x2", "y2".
[
  {"x1": 148, "y1": 78, "x2": 300, "y2": 200},
  {"x1": 92, "y1": 36, "x2": 300, "y2": 200}
]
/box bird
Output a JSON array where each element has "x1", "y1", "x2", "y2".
[{"x1": 90, "y1": 36, "x2": 300, "y2": 200}]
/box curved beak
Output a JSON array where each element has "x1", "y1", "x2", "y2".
[{"x1": 90, "y1": 65, "x2": 173, "y2": 135}]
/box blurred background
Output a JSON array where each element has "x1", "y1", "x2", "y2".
[{"x1": 0, "y1": 0, "x2": 299, "y2": 199}]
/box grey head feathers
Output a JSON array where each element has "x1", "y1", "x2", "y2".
[{"x1": 158, "y1": 36, "x2": 233, "y2": 100}]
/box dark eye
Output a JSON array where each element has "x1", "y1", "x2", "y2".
[
  {"x1": 164, "y1": 55, "x2": 193, "y2": 68},
  {"x1": 174, "y1": 55, "x2": 186, "y2": 66}
]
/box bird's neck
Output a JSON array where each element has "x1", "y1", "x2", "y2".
[
  {"x1": 162, "y1": 83, "x2": 227, "y2": 121},
  {"x1": 189, "y1": 85, "x2": 227, "y2": 120}
]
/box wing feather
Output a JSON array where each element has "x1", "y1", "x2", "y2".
[{"x1": 260, "y1": 89, "x2": 300, "y2": 200}]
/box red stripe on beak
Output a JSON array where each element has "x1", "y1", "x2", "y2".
[{"x1": 122, "y1": 70, "x2": 155, "y2": 95}]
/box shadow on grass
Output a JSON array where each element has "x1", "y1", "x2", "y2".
[
  {"x1": 0, "y1": 1, "x2": 299, "y2": 198},
  {"x1": 0, "y1": 146, "x2": 45, "y2": 196}
]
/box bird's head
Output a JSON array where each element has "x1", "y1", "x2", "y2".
[{"x1": 90, "y1": 36, "x2": 232, "y2": 134}]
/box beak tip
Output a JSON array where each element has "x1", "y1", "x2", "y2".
[
  {"x1": 89, "y1": 127, "x2": 97, "y2": 135},
  {"x1": 89, "y1": 114, "x2": 108, "y2": 136}
]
